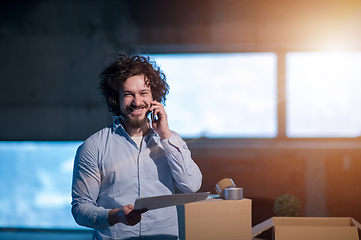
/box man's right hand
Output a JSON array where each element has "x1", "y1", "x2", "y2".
[{"x1": 108, "y1": 204, "x2": 148, "y2": 226}]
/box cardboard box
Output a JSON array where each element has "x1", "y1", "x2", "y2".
[
  {"x1": 177, "y1": 198, "x2": 252, "y2": 240},
  {"x1": 252, "y1": 217, "x2": 361, "y2": 240}
]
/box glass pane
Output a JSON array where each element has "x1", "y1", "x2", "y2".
[
  {"x1": 150, "y1": 53, "x2": 278, "y2": 138},
  {"x1": 286, "y1": 52, "x2": 361, "y2": 137},
  {"x1": 0, "y1": 141, "x2": 85, "y2": 229}
]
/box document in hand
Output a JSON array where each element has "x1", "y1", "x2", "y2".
[{"x1": 134, "y1": 192, "x2": 210, "y2": 210}]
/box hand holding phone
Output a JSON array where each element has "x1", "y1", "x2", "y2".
[{"x1": 150, "y1": 100, "x2": 172, "y2": 139}]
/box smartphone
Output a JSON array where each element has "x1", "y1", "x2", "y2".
[{"x1": 152, "y1": 110, "x2": 158, "y2": 121}]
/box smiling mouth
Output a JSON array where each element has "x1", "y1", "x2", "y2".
[
  {"x1": 129, "y1": 108, "x2": 143, "y2": 114},
  {"x1": 127, "y1": 105, "x2": 147, "y2": 115}
]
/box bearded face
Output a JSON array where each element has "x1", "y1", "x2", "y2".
[{"x1": 118, "y1": 74, "x2": 153, "y2": 129}]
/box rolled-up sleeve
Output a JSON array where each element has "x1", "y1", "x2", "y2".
[
  {"x1": 71, "y1": 139, "x2": 111, "y2": 230},
  {"x1": 161, "y1": 132, "x2": 202, "y2": 193}
]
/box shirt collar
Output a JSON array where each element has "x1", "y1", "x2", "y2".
[{"x1": 112, "y1": 117, "x2": 123, "y2": 132}]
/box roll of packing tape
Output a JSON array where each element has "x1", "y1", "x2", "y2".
[
  {"x1": 215, "y1": 178, "x2": 236, "y2": 198},
  {"x1": 224, "y1": 187, "x2": 243, "y2": 200}
]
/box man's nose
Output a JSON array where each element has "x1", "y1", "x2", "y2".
[{"x1": 132, "y1": 94, "x2": 142, "y2": 106}]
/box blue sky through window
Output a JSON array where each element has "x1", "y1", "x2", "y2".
[
  {"x1": 0, "y1": 141, "x2": 85, "y2": 229},
  {"x1": 150, "y1": 53, "x2": 278, "y2": 138},
  {"x1": 287, "y1": 52, "x2": 361, "y2": 137}
]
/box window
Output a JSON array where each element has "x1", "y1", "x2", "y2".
[
  {"x1": 0, "y1": 142, "x2": 84, "y2": 229},
  {"x1": 286, "y1": 52, "x2": 361, "y2": 137},
  {"x1": 150, "y1": 53, "x2": 278, "y2": 138}
]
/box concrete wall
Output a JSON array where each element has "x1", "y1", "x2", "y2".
[{"x1": 0, "y1": 0, "x2": 134, "y2": 140}]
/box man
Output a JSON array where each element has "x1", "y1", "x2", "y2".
[{"x1": 71, "y1": 54, "x2": 202, "y2": 240}]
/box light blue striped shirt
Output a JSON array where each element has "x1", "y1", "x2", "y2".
[{"x1": 71, "y1": 118, "x2": 202, "y2": 239}]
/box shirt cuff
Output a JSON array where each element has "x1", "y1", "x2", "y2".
[{"x1": 97, "y1": 209, "x2": 112, "y2": 229}]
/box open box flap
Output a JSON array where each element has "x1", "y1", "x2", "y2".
[
  {"x1": 351, "y1": 218, "x2": 361, "y2": 230},
  {"x1": 252, "y1": 217, "x2": 274, "y2": 237}
]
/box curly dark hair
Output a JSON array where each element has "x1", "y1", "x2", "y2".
[{"x1": 99, "y1": 54, "x2": 169, "y2": 116}]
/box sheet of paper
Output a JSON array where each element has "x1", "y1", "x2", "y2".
[{"x1": 134, "y1": 192, "x2": 210, "y2": 210}]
